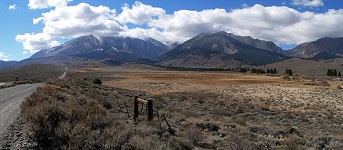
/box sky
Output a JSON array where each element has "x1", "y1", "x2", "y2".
[{"x1": 0, "y1": 0, "x2": 343, "y2": 61}]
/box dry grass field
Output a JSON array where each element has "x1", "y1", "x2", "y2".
[
  {"x1": 20, "y1": 64, "x2": 343, "y2": 149},
  {"x1": 104, "y1": 70, "x2": 299, "y2": 94}
]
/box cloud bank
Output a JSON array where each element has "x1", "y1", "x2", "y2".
[{"x1": 17, "y1": 1, "x2": 343, "y2": 53}]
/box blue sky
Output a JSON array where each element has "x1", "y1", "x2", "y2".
[{"x1": 0, "y1": 0, "x2": 342, "y2": 61}]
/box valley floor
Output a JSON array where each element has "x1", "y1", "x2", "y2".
[
  {"x1": 14, "y1": 64, "x2": 343, "y2": 149},
  {"x1": 81, "y1": 65, "x2": 343, "y2": 149}
]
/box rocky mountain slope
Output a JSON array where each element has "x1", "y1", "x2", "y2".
[
  {"x1": 285, "y1": 37, "x2": 343, "y2": 59},
  {"x1": 31, "y1": 35, "x2": 170, "y2": 61},
  {"x1": 264, "y1": 58, "x2": 343, "y2": 76},
  {"x1": 158, "y1": 31, "x2": 287, "y2": 68},
  {"x1": 231, "y1": 34, "x2": 283, "y2": 54}
]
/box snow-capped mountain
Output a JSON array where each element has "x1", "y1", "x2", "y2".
[{"x1": 31, "y1": 35, "x2": 171, "y2": 60}]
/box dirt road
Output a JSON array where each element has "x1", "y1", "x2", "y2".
[
  {"x1": 58, "y1": 67, "x2": 68, "y2": 79},
  {"x1": 0, "y1": 83, "x2": 43, "y2": 136}
]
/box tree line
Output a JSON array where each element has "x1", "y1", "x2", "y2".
[
  {"x1": 327, "y1": 69, "x2": 341, "y2": 77},
  {"x1": 159, "y1": 65, "x2": 294, "y2": 75}
]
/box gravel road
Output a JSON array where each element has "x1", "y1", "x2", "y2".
[
  {"x1": 0, "y1": 84, "x2": 43, "y2": 136},
  {"x1": 58, "y1": 67, "x2": 68, "y2": 79}
]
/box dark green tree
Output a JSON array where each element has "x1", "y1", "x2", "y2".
[
  {"x1": 273, "y1": 68, "x2": 277, "y2": 74},
  {"x1": 261, "y1": 69, "x2": 266, "y2": 74},
  {"x1": 327, "y1": 69, "x2": 332, "y2": 76},
  {"x1": 267, "y1": 69, "x2": 270, "y2": 74},
  {"x1": 285, "y1": 69, "x2": 293, "y2": 76},
  {"x1": 339, "y1": 72, "x2": 341, "y2": 77},
  {"x1": 240, "y1": 68, "x2": 247, "y2": 73},
  {"x1": 333, "y1": 69, "x2": 338, "y2": 76}
]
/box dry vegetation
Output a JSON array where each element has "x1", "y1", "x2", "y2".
[
  {"x1": 0, "y1": 64, "x2": 65, "y2": 83},
  {"x1": 21, "y1": 77, "x2": 194, "y2": 149},
  {"x1": 20, "y1": 65, "x2": 343, "y2": 149},
  {"x1": 264, "y1": 58, "x2": 343, "y2": 76}
]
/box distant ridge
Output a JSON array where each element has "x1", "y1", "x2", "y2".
[
  {"x1": 285, "y1": 37, "x2": 343, "y2": 59},
  {"x1": 157, "y1": 31, "x2": 287, "y2": 68},
  {"x1": 0, "y1": 61, "x2": 17, "y2": 70}
]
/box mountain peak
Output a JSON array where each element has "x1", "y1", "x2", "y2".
[
  {"x1": 158, "y1": 31, "x2": 286, "y2": 67},
  {"x1": 214, "y1": 31, "x2": 232, "y2": 36},
  {"x1": 30, "y1": 35, "x2": 171, "y2": 61}
]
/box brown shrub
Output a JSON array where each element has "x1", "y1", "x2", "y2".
[{"x1": 21, "y1": 78, "x2": 196, "y2": 149}]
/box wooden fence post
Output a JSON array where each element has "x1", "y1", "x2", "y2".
[
  {"x1": 134, "y1": 96, "x2": 153, "y2": 121},
  {"x1": 147, "y1": 100, "x2": 153, "y2": 121},
  {"x1": 134, "y1": 96, "x2": 139, "y2": 120}
]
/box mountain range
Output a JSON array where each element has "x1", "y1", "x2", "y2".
[{"x1": 1, "y1": 31, "x2": 343, "y2": 69}]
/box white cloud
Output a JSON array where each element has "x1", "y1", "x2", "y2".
[
  {"x1": 120, "y1": 6, "x2": 232, "y2": 42},
  {"x1": 28, "y1": 0, "x2": 73, "y2": 9},
  {"x1": 35, "y1": 3, "x2": 124, "y2": 37},
  {"x1": 0, "y1": 52, "x2": 9, "y2": 61},
  {"x1": 18, "y1": 3, "x2": 125, "y2": 53},
  {"x1": 116, "y1": 1, "x2": 165, "y2": 24},
  {"x1": 15, "y1": 33, "x2": 60, "y2": 53},
  {"x1": 119, "y1": 3, "x2": 343, "y2": 45},
  {"x1": 9, "y1": 4, "x2": 16, "y2": 10},
  {"x1": 292, "y1": 0, "x2": 324, "y2": 7}
]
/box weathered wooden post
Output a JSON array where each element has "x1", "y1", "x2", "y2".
[
  {"x1": 133, "y1": 96, "x2": 153, "y2": 121},
  {"x1": 147, "y1": 100, "x2": 153, "y2": 121},
  {"x1": 134, "y1": 96, "x2": 139, "y2": 120}
]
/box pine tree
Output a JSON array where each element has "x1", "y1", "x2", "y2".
[
  {"x1": 285, "y1": 69, "x2": 293, "y2": 76},
  {"x1": 327, "y1": 69, "x2": 332, "y2": 76},
  {"x1": 267, "y1": 69, "x2": 270, "y2": 74},
  {"x1": 339, "y1": 72, "x2": 341, "y2": 77},
  {"x1": 273, "y1": 68, "x2": 277, "y2": 74},
  {"x1": 333, "y1": 69, "x2": 338, "y2": 76},
  {"x1": 261, "y1": 69, "x2": 266, "y2": 74},
  {"x1": 330, "y1": 69, "x2": 333, "y2": 76}
]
